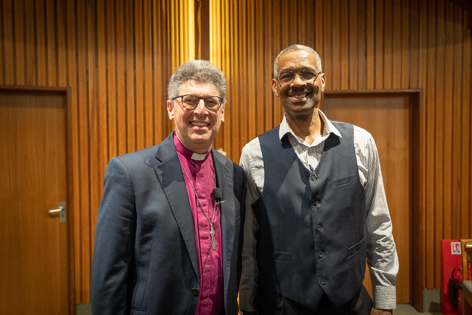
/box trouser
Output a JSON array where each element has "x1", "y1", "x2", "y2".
[{"x1": 253, "y1": 285, "x2": 373, "y2": 315}]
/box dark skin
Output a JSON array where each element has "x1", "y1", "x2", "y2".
[{"x1": 242, "y1": 50, "x2": 392, "y2": 315}]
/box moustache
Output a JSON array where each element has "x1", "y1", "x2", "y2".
[{"x1": 285, "y1": 86, "x2": 315, "y2": 97}]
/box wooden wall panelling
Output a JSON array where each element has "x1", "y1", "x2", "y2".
[
  {"x1": 264, "y1": 0, "x2": 274, "y2": 136},
  {"x1": 135, "y1": 0, "x2": 145, "y2": 151},
  {"x1": 14, "y1": 0, "x2": 25, "y2": 85},
  {"x1": 254, "y1": 0, "x2": 265, "y2": 137},
  {"x1": 349, "y1": 0, "x2": 359, "y2": 90},
  {"x1": 340, "y1": 0, "x2": 349, "y2": 89},
  {"x1": 392, "y1": 1, "x2": 402, "y2": 89},
  {"x1": 444, "y1": 1, "x2": 455, "y2": 241},
  {"x1": 0, "y1": 0, "x2": 174, "y2": 304},
  {"x1": 239, "y1": 0, "x2": 248, "y2": 152},
  {"x1": 424, "y1": 0, "x2": 437, "y2": 290},
  {"x1": 434, "y1": 0, "x2": 446, "y2": 289},
  {"x1": 366, "y1": 0, "x2": 375, "y2": 89},
  {"x1": 451, "y1": 4, "x2": 462, "y2": 240},
  {"x1": 400, "y1": 0, "x2": 410, "y2": 89},
  {"x1": 247, "y1": 0, "x2": 256, "y2": 145},
  {"x1": 384, "y1": 0, "x2": 393, "y2": 89},
  {"x1": 222, "y1": 0, "x2": 231, "y2": 153},
  {"x1": 461, "y1": 9, "x2": 472, "y2": 239}
]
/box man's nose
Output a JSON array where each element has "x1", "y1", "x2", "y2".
[
  {"x1": 193, "y1": 99, "x2": 208, "y2": 114},
  {"x1": 291, "y1": 73, "x2": 305, "y2": 86}
]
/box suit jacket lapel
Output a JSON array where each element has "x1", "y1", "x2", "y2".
[
  {"x1": 212, "y1": 149, "x2": 236, "y2": 300},
  {"x1": 152, "y1": 134, "x2": 199, "y2": 278}
]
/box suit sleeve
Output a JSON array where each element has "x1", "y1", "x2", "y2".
[
  {"x1": 91, "y1": 157, "x2": 136, "y2": 315},
  {"x1": 235, "y1": 164, "x2": 247, "y2": 286}
]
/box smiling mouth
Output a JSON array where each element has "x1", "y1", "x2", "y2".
[
  {"x1": 287, "y1": 88, "x2": 314, "y2": 101},
  {"x1": 191, "y1": 122, "x2": 209, "y2": 127}
]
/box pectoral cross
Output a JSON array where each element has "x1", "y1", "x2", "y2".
[{"x1": 209, "y1": 224, "x2": 216, "y2": 250}]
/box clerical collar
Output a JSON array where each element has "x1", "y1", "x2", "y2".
[
  {"x1": 190, "y1": 152, "x2": 206, "y2": 161},
  {"x1": 173, "y1": 133, "x2": 211, "y2": 161}
]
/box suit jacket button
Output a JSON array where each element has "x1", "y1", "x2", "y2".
[{"x1": 192, "y1": 288, "x2": 199, "y2": 296}]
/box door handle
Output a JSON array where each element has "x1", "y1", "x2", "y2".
[
  {"x1": 48, "y1": 202, "x2": 66, "y2": 222},
  {"x1": 48, "y1": 207, "x2": 63, "y2": 213}
]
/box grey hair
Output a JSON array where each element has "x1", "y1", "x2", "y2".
[
  {"x1": 168, "y1": 60, "x2": 227, "y2": 102},
  {"x1": 273, "y1": 44, "x2": 322, "y2": 76}
]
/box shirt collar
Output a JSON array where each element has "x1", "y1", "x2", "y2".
[
  {"x1": 173, "y1": 133, "x2": 211, "y2": 161},
  {"x1": 278, "y1": 109, "x2": 343, "y2": 145}
]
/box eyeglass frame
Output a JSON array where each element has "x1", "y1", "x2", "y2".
[
  {"x1": 275, "y1": 69, "x2": 322, "y2": 86},
  {"x1": 170, "y1": 94, "x2": 224, "y2": 112}
]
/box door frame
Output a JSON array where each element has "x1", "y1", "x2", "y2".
[
  {"x1": 0, "y1": 85, "x2": 75, "y2": 314},
  {"x1": 322, "y1": 89, "x2": 425, "y2": 310}
]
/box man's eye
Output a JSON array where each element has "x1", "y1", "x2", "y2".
[
  {"x1": 301, "y1": 72, "x2": 316, "y2": 80},
  {"x1": 280, "y1": 73, "x2": 294, "y2": 80},
  {"x1": 206, "y1": 99, "x2": 218, "y2": 107},
  {"x1": 183, "y1": 96, "x2": 198, "y2": 104}
]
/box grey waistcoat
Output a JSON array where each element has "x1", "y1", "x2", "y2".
[{"x1": 253, "y1": 122, "x2": 367, "y2": 309}]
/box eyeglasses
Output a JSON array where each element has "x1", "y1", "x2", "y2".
[
  {"x1": 276, "y1": 69, "x2": 322, "y2": 85},
  {"x1": 171, "y1": 94, "x2": 224, "y2": 112}
]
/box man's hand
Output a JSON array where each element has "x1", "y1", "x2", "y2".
[{"x1": 370, "y1": 309, "x2": 393, "y2": 315}]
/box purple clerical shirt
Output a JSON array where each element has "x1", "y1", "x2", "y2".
[{"x1": 174, "y1": 135, "x2": 224, "y2": 315}]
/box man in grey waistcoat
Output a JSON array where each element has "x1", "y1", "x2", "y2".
[{"x1": 238, "y1": 44, "x2": 398, "y2": 315}]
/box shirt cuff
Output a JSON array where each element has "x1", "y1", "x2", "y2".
[{"x1": 374, "y1": 286, "x2": 397, "y2": 310}]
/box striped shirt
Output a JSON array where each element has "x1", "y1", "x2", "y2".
[{"x1": 239, "y1": 110, "x2": 399, "y2": 311}]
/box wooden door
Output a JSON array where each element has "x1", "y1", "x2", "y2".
[
  {"x1": 0, "y1": 91, "x2": 69, "y2": 314},
  {"x1": 322, "y1": 92, "x2": 412, "y2": 304}
]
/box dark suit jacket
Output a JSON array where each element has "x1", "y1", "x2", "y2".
[{"x1": 91, "y1": 133, "x2": 246, "y2": 315}]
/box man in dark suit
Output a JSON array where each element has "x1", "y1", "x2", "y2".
[{"x1": 91, "y1": 60, "x2": 246, "y2": 315}]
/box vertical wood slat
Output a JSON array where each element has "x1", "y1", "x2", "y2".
[
  {"x1": 451, "y1": 4, "x2": 463, "y2": 240},
  {"x1": 96, "y1": 0, "x2": 107, "y2": 250},
  {"x1": 443, "y1": 1, "x2": 455, "y2": 241},
  {"x1": 25, "y1": 0, "x2": 36, "y2": 86},
  {"x1": 14, "y1": 0, "x2": 25, "y2": 85},
  {"x1": 36, "y1": 0, "x2": 47, "y2": 85},
  {"x1": 461, "y1": 8, "x2": 472, "y2": 238},
  {"x1": 46, "y1": 0, "x2": 56, "y2": 86}
]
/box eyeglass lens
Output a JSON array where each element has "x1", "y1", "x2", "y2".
[
  {"x1": 278, "y1": 70, "x2": 319, "y2": 85},
  {"x1": 181, "y1": 95, "x2": 221, "y2": 111}
]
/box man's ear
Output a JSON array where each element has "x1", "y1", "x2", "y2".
[
  {"x1": 272, "y1": 78, "x2": 279, "y2": 97},
  {"x1": 167, "y1": 100, "x2": 174, "y2": 120},
  {"x1": 220, "y1": 105, "x2": 225, "y2": 122},
  {"x1": 320, "y1": 73, "x2": 326, "y2": 92}
]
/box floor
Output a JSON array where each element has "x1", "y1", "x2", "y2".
[
  {"x1": 394, "y1": 304, "x2": 442, "y2": 315},
  {"x1": 77, "y1": 303, "x2": 444, "y2": 314}
]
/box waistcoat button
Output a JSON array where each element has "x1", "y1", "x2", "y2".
[
  {"x1": 318, "y1": 251, "x2": 324, "y2": 258},
  {"x1": 192, "y1": 288, "x2": 199, "y2": 296},
  {"x1": 316, "y1": 224, "x2": 323, "y2": 231}
]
